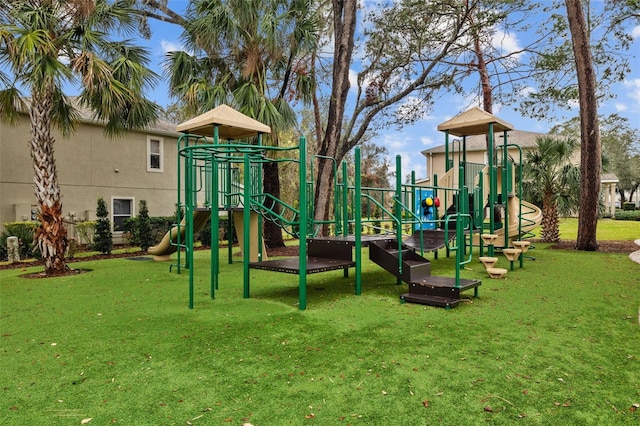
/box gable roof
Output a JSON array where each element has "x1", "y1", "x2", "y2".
[
  {"x1": 436, "y1": 107, "x2": 513, "y2": 136},
  {"x1": 422, "y1": 129, "x2": 557, "y2": 155},
  {"x1": 176, "y1": 104, "x2": 271, "y2": 139},
  {"x1": 13, "y1": 96, "x2": 178, "y2": 136}
]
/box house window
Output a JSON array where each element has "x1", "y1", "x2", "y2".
[
  {"x1": 147, "y1": 136, "x2": 163, "y2": 172},
  {"x1": 112, "y1": 197, "x2": 134, "y2": 232}
]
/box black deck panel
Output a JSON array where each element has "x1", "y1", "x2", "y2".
[
  {"x1": 403, "y1": 229, "x2": 455, "y2": 252},
  {"x1": 249, "y1": 257, "x2": 355, "y2": 275},
  {"x1": 410, "y1": 275, "x2": 481, "y2": 291},
  {"x1": 400, "y1": 293, "x2": 460, "y2": 308},
  {"x1": 309, "y1": 235, "x2": 394, "y2": 246}
]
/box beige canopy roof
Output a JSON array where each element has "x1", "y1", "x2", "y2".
[
  {"x1": 176, "y1": 104, "x2": 271, "y2": 139},
  {"x1": 437, "y1": 107, "x2": 513, "y2": 137}
]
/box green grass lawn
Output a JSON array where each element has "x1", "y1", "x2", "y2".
[{"x1": 1, "y1": 221, "x2": 639, "y2": 425}]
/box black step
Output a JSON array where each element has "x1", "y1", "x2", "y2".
[
  {"x1": 400, "y1": 293, "x2": 460, "y2": 308},
  {"x1": 369, "y1": 240, "x2": 431, "y2": 283}
]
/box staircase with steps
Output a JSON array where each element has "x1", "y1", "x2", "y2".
[{"x1": 369, "y1": 239, "x2": 481, "y2": 309}]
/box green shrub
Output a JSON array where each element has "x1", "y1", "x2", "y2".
[
  {"x1": 93, "y1": 197, "x2": 113, "y2": 254},
  {"x1": 123, "y1": 216, "x2": 175, "y2": 247},
  {"x1": 614, "y1": 209, "x2": 640, "y2": 221},
  {"x1": 622, "y1": 202, "x2": 636, "y2": 211},
  {"x1": 0, "y1": 222, "x2": 41, "y2": 261},
  {"x1": 137, "y1": 200, "x2": 154, "y2": 251},
  {"x1": 197, "y1": 221, "x2": 211, "y2": 247},
  {"x1": 197, "y1": 217, "x2": 234, "y2": 247},
  {"x1": 75, "y1": 221, "x2": 96, "y2": 246}
]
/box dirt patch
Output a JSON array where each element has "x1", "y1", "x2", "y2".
[
  {"x1": 4, "y1": 240, "x2": 636, "y2": 278},
  {"x1": 544, "y1": 239, "x2": 639, "y2": 254}
]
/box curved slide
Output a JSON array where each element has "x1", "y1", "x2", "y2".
[
  {"x1": 493, "y1": 196, "x2": 542, "y2": 243},
  {"x1": 148, "y1": 210, "x2": 211, "y2": 258}
]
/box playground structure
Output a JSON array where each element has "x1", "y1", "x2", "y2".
[{"x1": 157, "y1": 105, "x2": 541, "y2": 310}]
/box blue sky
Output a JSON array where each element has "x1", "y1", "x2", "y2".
[{"x1": 137, "y1": 1, "x2": 640, "y2": 181}]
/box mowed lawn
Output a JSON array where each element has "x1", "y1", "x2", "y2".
[{"x1": 1, "y1": 219, "x2": 639, "y2": 425}]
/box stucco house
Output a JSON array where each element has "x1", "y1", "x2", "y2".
[
  {"x1": 421, "y1": 113, "x2": 618, "y2": 216},
  {"x1": 0, "y1": 103, "x2": 180, "y2": 241}
]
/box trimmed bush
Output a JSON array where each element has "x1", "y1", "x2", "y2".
[
  {"x1": 0, "y1": 222, "x2": 40, "y2": 261},
  {"x1": 614, "y1": 210, "x2": 640, "y2": 221},
  {"x1": 622, "y1": 202, "x2": 636, "y2": 211},
  {"x1": 123, "y1": 216, "x2": 175, "y2": 247},
  {"x1": 137, "y1": 200, "x2": 153, "y2": 251},
  {"x1": 75, "y1": 221, "x2": 96, "y2": 246},
  {"x1": 93, "y1": 197, "x2": 113, "y2": 254}
]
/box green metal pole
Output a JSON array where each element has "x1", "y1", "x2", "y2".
[
  {"x1": 257, "y1": 134, "x2": 265, "y2": 261},
  {"x1": 212, "y1": 127, "x2": 220, "y2": 294},
  {"x1": 502, "y1": 131, "x2": 509, "y2": 248},
  {"x1": 355, "y1": 147, "x2": 363, "y2": 295},
  {"x1": 187, "y1": 149, "x2": 195, "y2": 309},
  {"x1": 299, "y1": 136, "x2": 308, "y2": 310},
  {"x1": 456, "y1": 165, "x2": 466, "y2": 287},
  {"x1": 211, "y1": 154, "x2": 218, "y2": 297},
  {"x1": 395, "y1": 155, "x2": 402, "y2": 285},
  {"x1": 445, "y1": 131, "x2": 450, "y2": 172},
  {"x1": 488, "y1": 123, "x2": 495, "y2": 257},
  {"x1": 411, "y1": 171, "x2": 416, "y2": 234},
  {"x1": 433, "y1": 173, "x2": 439, "y2": 260},
  {"x1": 341, "y1": 161, "x2": 349, "y2": 236},
  {"x1": 243, "y1": 152, "x2": 251, "y2": 299}
]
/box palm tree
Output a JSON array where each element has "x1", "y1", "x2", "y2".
[
  {"x1": 165, "y1": 0, "x2": 318, "y2": 247},
  {"x1": 522, "y1": 136, "x2": 581, "y2": 243},
  {"x1": 0, "y1": 1, "x2": 159, "y2": 275}
]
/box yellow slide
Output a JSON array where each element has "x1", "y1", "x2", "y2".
[{"x1": 148, "y1": 210, "x2": 211, "y2": 260}]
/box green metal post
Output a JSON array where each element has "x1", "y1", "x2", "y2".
[
  {"x1": 444, "y1": 131, "x2": 450, "y2": 172},
  {"x1": 257, "y1": 134, "x2": 265, "y2": 261},
  {"x1": 187, "y1": 149, "x2": 195, "y2": 309},
  {"x1": 488, "y1": 123, "x2": 495, "y2": 257},
  {"x1": 502, "y1": 131, "x2": 509, "y2": 248},
  {"x1": 211, "y1": 126, "x2": 220, "y2": 294},
  {"x1": 243, "y1": 152, "x2": 251, "y2": 299},
  {"x1": 299, "y1": 136, "x2": 308, "y2": 310},
  {"x1": 355, "y1": 146, "x2": 363, "y2": 295},
  {"x1": 341, "y1": 161, "x2": 349, "y2": 236},
  {"x1": 395, "y1": 155, "x2": 403, "y2": 285},
  {"x1": 211, "y1": 155, "x2": 218, "y2": 297},
  {"x1": 433, "y1": 173, "x2": 439, "y2": 260},
  {"x1": 411, "y1": 171, "x2": 416, "y2": 233}
]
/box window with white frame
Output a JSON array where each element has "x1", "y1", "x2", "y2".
[
  {"x1": 112, "y1": 197, "x2": 134, "y2": 232},
  {"x1": 147, "y1": 136, "x2": 163, "y2": 172}
]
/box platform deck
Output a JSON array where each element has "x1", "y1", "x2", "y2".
[
  {"x1": 309, "y1": 235, "x2": 393, "y2": 246},
  {"x1": 249, "y1": 257, "x2": 355, "y2": 275},
  {"x1": 402, "y1": 229, "x2": 455, "y2": 252},
  {"x1": 410, "y1": 275, "x2": 481, "y2": 292}
]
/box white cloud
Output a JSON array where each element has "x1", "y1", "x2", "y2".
[
  {"x1": 349, "y1": 68, "x2": 359, "y2": 93},
  {"x1": 632, "y1": 25, "x2": 640, "y2": 39},
  {"x1": 623, "y1": 78, "x2": 640, "y2": 107},
  {"x1": 161, "y1": 40, "x2": 182, "y2": 53},
  {"x1": 420, "y1": 136, "x2": 435, "y2": 148},
  {"x1": 614, "y1": 103, "x2": 628, "y2": 112},
  {"x1": 491, "y1": 28, "x2": 523, "y2": 60}
]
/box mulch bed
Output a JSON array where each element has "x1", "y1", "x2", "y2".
[{"x1": 2, "y1": 240, "x2": 637, "y2": 277}]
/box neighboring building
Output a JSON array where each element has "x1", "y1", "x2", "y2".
[
  {"x1": 421, "y1": 109, "x2": 618, "y2": 216},
  {"x1": 0, "y1": 104, "x2": 180, "y2": 241}
]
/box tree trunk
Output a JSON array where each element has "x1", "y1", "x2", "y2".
[
  {"x1": 30, "y1": 94, "x2": 68, "y2": 275},
  {"x1": 313, "y1": 0, "x2": 357, "y2": 233},
  {"x1": 541, "y1": 193, "x2": 560, "y2": 243},
  {"x1": 262, "y1": 161, "x2": 285, "y2": 247},
  {"x1": 565, "y1": 0, "x2": 600, "y2": 251}
]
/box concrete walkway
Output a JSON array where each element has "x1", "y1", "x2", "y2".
[{"x1": 630, "y1": 239, "x2": 640, "y2": 265}]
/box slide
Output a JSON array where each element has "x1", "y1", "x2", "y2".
[
  {"x1": 148, "y1": 210, "x2": 211, "y2": 259},
  {"x1": 491, "y1": 196, "x2": 542, "y2": 245}
]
